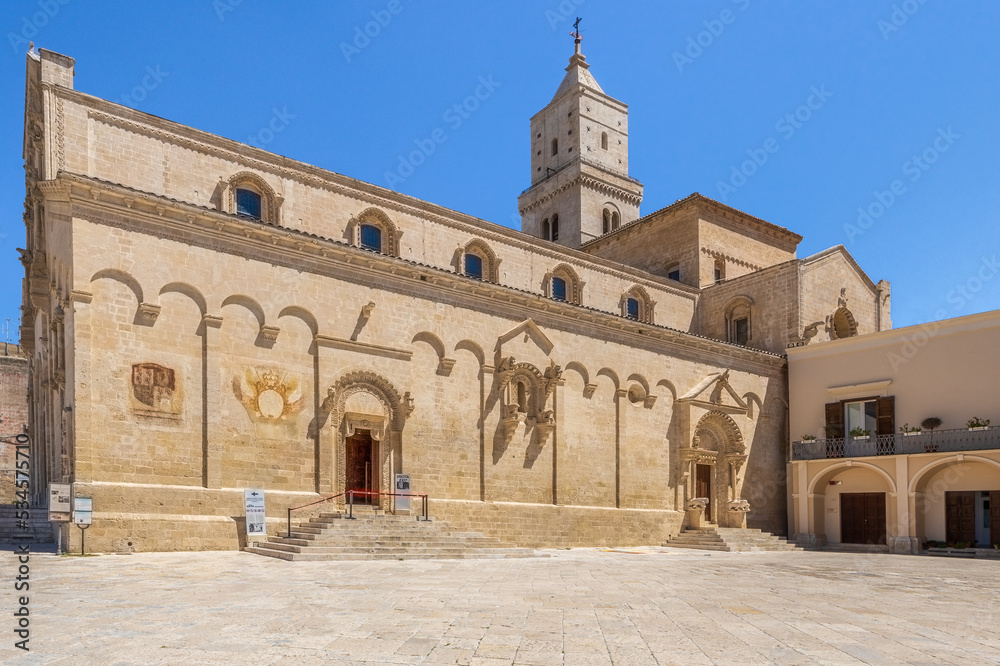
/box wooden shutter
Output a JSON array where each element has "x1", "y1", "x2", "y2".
[
  {"x1": 876, "y1": 396, "x2": 895, "y2": 436},
  {"x1": 825, "y1": 402, "x2": 844, "y2": 438}
]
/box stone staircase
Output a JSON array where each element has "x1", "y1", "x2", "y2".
[
  {"x1": 0, "y1": 507, "x2": 53, "y2": 543},
  {"x1": 246, "y1": 506, "x2": 537, "y2": 561},
  {"x1": 663, "y1": 525, "x2": 801, "y2": 552}
]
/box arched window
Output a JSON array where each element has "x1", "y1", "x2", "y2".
[
  {"x1": 603, "y1": 209, "x2": 610, "y2": 234},
  {"x1": 612, "y1": 211, "x2": 620, "y2": 230},
  {"x1": 725, "y1": 297, "x2": 754, "y2": 346},
  {"x1": 551, "y1": 214, "x2": 559, "y2": 241},
  {"x1": 516, "y1": 381, "x2": 527, "y2": 412},
  {"x1": 461, "y1": 239, "x2": 500, "y2": 282},
  {"x1": 601, "y1": 132, "x2": 609, "y2": 150},
  {"x1": 714, "y1": 258, "x2": 726, "y2": 284},
  {"x1": 547, "y1": 264, "x2": 583, "y2": 305},
  {"x1": 464, "y1": 253, "x2": 483, "y2": 279},
  {"x1": 621, "y1": 285, "x2": 655, "y2": 323},
  {"x1": 551, "y1": 138, "x2": 558, "y2": 156},
  {"x1": 352, "y1": 207, "x2": 401, "y2": 256},
  {"x1": 542, "y1": 218, "x2": 550, "y2": 240},
  {"x1": 235, "y1": 187, "x2": 262, "y2": 220},
  {"x1": 225, "y1": 171, "x2": 279, "y2": 224},
  {"x1": 360, "y1": 224, "x2": 382, "y2": 252}
]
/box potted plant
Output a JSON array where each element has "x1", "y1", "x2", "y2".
[
  {"x1": 967, "y1": 417, "x2": 991, "y2": 431},
  {"x1": 921, "y1": 417, "x2": 942, "y2": 452},
  {"x1": 801, "y1": 434, "x2": 816, "y2": 442},
  {"x1": 900, "y1": 423, "x2": 922, "y2": 436},
  {"x1": 849, "y1": 426, "x2": 871, "y2": 441}
]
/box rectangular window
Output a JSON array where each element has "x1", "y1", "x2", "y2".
[
  {"x1": 626, "y1": 297, "x2": 640, "y2": 320},
  {"x1": 235, "y1": 188, "x2": 262, "y2": 220},
  {"x1": 845, "y1": 399, "x2": 877, "y2": 439},
  {"x1": 734, "y1": 318, "x2": 749, "y2": 345},
  {"x1": 551, "y1": 277, "x2": 567, "y2": 301},
  {"x1": 464, "y1": 253, "x2": 483, "y2": 280}
]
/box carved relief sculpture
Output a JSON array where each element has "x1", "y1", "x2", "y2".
[
  {"x1": 131, "y1": 362, "x2": 181, "y2": 415},
  {"x1": 233, "y1": 368, "x2": 304, "y2": 421}
]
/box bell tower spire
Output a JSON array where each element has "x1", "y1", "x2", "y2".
[{"x1": 517, "y1": 23, "x2": 643, "y2": 248}]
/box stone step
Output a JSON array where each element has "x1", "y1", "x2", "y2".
[{"x1": 245, "y1": 547, "x2": 535, "y2": 561}]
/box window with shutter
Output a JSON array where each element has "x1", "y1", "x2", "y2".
[
  {"x1": 825, "y1": 402, "x2": 844, "y2": 438},
  {"x1": 876, "y1": 396, "x2": 895, "y2": 436}
]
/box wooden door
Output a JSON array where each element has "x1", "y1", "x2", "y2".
[
  {"x1": 696, "y1": 465, "x2": 712, "y2": 522},
  {"x1": 990, "y1": 491, "x2": 1000, "y2": 548},
  {"x1": 946, "y1": 491, "x2": 976, "y2": 545},
  {"x1": 346, "y1": 432, "x2": 374, "y2": 503},
  {"x1": 840, "y1": 493, "x2": 886, "y2": 544}
]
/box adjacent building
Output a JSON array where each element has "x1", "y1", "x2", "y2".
[{"x1": 788, "y1": 309, "x2": 1000, "y2": 553}]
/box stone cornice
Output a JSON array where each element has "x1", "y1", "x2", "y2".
[
  {"x1": 59, "y1": 173, "x2": 786, "y2": 372},
  {"x1": 518, "y1": 172, "x2": 643, "y2": 215}
]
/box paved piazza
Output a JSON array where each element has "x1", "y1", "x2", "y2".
[{"x1": 2, "y1": 547, "x2": 999, "y2": 665}]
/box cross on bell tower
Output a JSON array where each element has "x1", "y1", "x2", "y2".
[{"x1": 517, "y1": 23, "x2": 643, "y2": 247}]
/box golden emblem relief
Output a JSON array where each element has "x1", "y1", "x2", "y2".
[{"x1": 232, "y1": 368, "x2": 304, "y2": 421}]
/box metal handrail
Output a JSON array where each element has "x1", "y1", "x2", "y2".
[
  {"x1": 286, "y1": 492, "x2": 345, "y2": 538},
  {"x1": 791, "y1": 426, "x2": 1000, "y2": 461},
  {"x1": 347, "y1": 490, "x2": 429, "y2": 522}
]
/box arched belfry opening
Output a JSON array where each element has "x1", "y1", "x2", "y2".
[{"x1": 325, "y1": 371, "x2": 413, "y2": 509}]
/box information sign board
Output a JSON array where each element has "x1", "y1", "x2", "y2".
[
  {"x1": 244, "y1": 489, "x2": 266, "y2": 540},
  {"x1": 49, "y1": 483, "x2": 71, "y2": 522},
  {"x1": 394, "y1": 474, "x2": 411, "y2": 512},
  {"x1": 72, "y1": 496, "x2": 93, "y2": 525}
]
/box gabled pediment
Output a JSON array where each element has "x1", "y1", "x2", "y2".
[
  {"x1": 495, "y1": 319, "x2": 554, "y2": 355},
  {"x1": 678, "y1": 369, "x2": 748, "y2": 415}
]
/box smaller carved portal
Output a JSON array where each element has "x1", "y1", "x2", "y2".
[{"x1": 346, "y1": 430, "x2": 377, "y2": 504}]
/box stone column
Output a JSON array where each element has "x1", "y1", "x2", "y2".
[{"x1": 201, "y1": 315, "x2": 223, "y2": 489}]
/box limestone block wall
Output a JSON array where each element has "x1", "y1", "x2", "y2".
[
  {"x1": 0, "y1": 351, "x2": 29, "y2": 503},
  {"x1": 696, "y1": 261, "x2": 801, "y2": 354},
  {"x1": 696, "y1": 212, "x2": 797, "y2": 287},
  {"x1": 60, "y1": 205, "x2": 787, "y2": 551},
  {"x1": 799, "y1": 248, "x2": 884, "y2": 341},
  {"x1": 58, "y1": 94, "x2": 696, "y2": 333}
]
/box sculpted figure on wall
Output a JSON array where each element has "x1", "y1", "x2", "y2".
[{"x1": 233, "y1": 368, "x2": 304, "y2": 422}]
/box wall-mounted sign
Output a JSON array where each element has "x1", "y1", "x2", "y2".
[
  {"x1": 244, "y1": 489, "x2": 266, "y2": 540},
  {"x1": 72, "y1": 497, "x2": 93, "y2": 525},
  {"x1": 395, "y1": 474, "x2": 411, "y2": 512},
  {"x1": 49, "y1": 483, "x2": 71, "y2": 522}
]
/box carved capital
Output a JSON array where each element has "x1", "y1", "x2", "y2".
[
  {"x1": 137, "y1": 303, "x2": 161, "y2": 326},
  {"x1": 258, "y1": 325, "x2": 280, "y2": 344}
]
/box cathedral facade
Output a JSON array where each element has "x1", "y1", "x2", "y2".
[{"x1": 20, "y1": 45, "x2": 889, "y2": 552}]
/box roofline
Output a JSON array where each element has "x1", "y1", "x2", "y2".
[
  {"x1": 581, "y1": 192, "x2": 803, "y2": 251},
  {"x1": 801, "y1": 245, "x2": 878, "y2": 292},
  {"x1": 786, "y1": 308, "x2": 1000, "y2": 361}
]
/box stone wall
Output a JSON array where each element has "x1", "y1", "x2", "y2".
[{"x1": 0, "y1": 348, "x2": 29, "y2": 503}]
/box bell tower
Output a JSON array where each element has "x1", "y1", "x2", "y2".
[{"x1": 518, "y1": 22, "x2": 643, "y2": 248}]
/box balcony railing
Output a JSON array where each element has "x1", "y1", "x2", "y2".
[{"x1": 791, "y1": 427, "x2": 1000, "y2": 461}]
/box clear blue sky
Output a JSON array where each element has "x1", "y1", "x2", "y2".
[{"x1": 2, "y1": 1, "x2": 998, "y2": 335}]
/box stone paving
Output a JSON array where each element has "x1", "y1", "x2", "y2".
[{"x1": 2, "y1": 546, "x2": 999, "y2": 665}]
